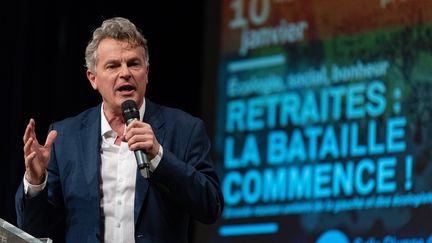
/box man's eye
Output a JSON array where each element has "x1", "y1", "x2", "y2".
[{"x1": 106, "y1": 65, "x2": 118, "y2": 70}]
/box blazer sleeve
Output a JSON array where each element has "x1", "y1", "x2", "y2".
[
  {"x1": 15, "y1": 125, "x2": 66, "y2": 242},
  {"x1": 150, "y1": 118, "x2": 224, "y2": 224}
]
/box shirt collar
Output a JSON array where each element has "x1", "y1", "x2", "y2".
[{"x1": 100, "y1": 99, "x2": 146, "y2": 137}]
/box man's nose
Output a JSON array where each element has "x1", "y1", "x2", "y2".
[{"x1": 119, "y1": 64, "x2": 132, "y2": 80}]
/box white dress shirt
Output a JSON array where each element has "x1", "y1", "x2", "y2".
[{"x1": 99, "y1": 104, "x2": 138, "y2": 243}]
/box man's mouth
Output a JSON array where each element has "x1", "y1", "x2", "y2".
[{"x1": 117, "y1": 84, "x2": 136, "y2": 93}]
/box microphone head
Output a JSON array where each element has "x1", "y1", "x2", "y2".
[{"x1": 121, "y1": 99, "x2": 140, "y2": 122}]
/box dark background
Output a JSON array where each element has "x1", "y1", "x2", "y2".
[{"x1": 1, "y1": 0, "x2": 221, "y2": 235}]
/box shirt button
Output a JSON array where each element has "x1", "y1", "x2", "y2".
[
  {"x1": 117, "y1": 200, "x2": 122, "y2": 205},
  {"x1": 116, "y1": 223, "x2": 121, "y2": 228},
  {"x1": 118, "y1": 178, "x2": 123, "y2": 183}
]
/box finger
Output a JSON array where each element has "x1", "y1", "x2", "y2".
[
  {"x1": 28, "y1": 118, "x2": 37, "y2": 139},
  {"x1": 24, "y1": 151, "x2": 37, "y2": 168},
  {"x1": 23, "y1": 137, "x2": 34, "y2": 157},
  {"x1": 26, "y1": 151, "x2": 36, "y2": 161},
  {"x1": 125, "y1": 128, "x2": 142, "y2": 142},
  {"x1": 128, "y1": 132, "x2": 154, "y2": 143},
  {"x1": 125, "y1": 120, "x2": 137, "y2": 131},
  {"x1": 24, "y1": 151, "x2": 44, "y2": 184},
  {"x1": 126, "y1": 120, "x2": 148, "y2": 131},
  {"x1": 126, "y1": 124, "x2": 152, "y2": 140},
  {"x1": 24, "y1": 118, "x2": 39, "y2": 145},
  {"x1": 128, "y1": 133, "x2": 155, "y2": 149},
  {"x1": 44, "y1": 130, "x2": 58, "y2": 149},
  {"x1": 23, "y1": 119, "x2": 34, "y2": 143},
  {"x1": 128, "y1": 140, "x2": 150, "y2": 152}
]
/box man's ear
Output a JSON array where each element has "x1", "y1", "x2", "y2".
[{"x1": 87, "y1": 69, "x2": 98, "y2": 90}]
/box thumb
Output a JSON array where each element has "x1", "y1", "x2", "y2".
[{"x1": 45, "y1": 130, "x2": 58, "y2": 148}]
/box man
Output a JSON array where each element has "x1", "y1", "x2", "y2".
[{"x1": 15, "y1": 16, "x2": 223, "y2": 243}]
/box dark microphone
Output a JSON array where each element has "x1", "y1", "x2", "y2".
[{"x1": 121, "y1": 99, "x2": 150, "y2": 179}]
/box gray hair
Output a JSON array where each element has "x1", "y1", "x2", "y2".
[{"x1": 85, "y1": 17, "x2": 149, "y2": 73}]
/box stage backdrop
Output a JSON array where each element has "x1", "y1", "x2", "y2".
[{"x1": 196, "y1": 0, "x2": 432, "y2": 242}]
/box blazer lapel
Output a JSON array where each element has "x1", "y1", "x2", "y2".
[
  {"x1": 79, "y1": 106, "x2": 102, "y2": 186},
  {"x1": 144, "y1": 99, "x2": 166, "y2": 146},
  {"x1": 134, "y1": 99, "x2": 166, "y2": 223}
]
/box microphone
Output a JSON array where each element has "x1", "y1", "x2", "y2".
[{"x1": 121, "y1": 99, "x2": 150, "y2": 179}]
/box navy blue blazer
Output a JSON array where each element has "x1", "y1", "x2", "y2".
[{"x1": 15, "y1": 99, "x2": 223, "y2": 242}]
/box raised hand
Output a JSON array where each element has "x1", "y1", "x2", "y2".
[{"x1": 23, "y1": 118, "x2": 57, "y2": 185}]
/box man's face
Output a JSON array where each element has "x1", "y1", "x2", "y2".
[{"x1": 87, "y1": 38, "x2": 148, "y2": 114}]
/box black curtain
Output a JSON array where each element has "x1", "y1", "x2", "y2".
[{"x1": 2, "y1": 0, "x2": 209, "y2": 228}]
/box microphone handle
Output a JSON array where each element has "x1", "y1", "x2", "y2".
[{"x1": 135, "y1": 150, "x2": 150, "y2": 178}]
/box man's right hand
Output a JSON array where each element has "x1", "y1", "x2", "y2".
[{"x1": 23, "y1": 118, "x2": 57, "y2": 185}]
